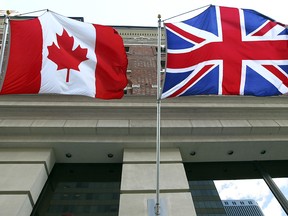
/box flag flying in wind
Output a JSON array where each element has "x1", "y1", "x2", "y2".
[
  {"x1": 161, "y1": 5, "x2": 288, "y2": 99},
  {"x1": 0, "y1": 11, "x2": 128, "y2": 99}
]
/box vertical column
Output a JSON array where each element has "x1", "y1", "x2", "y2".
[
  {"x1": 0, "y1": 148, "x2": 55, "y2": 216},
  {"x1": 119, "y1": 148, "x2": 197, "y2": 216}
]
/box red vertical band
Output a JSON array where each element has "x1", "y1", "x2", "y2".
[
  {"x1": 0, "y1": 18, "x2": 42, "y2": 94},
  {"x1": 93, "y1": 24, "x2": 128, "y2": 99}
]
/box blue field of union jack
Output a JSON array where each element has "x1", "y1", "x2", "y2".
[{"x1": 161, "y1": 5, "x2": 288, "y2": 98}]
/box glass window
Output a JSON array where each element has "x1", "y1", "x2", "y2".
[
  {"x1": 215, "y1": 179, "x2": 285, "y2": 216},
  {"x1": 31, "y1": 163, "x2": 122, "y2": 216},
  {"x1": 184, "y1": 161, "x2": 288, "y2": 216}
]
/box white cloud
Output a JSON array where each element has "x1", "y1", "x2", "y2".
[
  {"x1": 215, "y1": 179, "x2": 270, "y2": 200},
  {"x1": 214, "y1": 179, "x2": 286, "y2": 216},
  {"x1": 262, "y1": 197, "x2": 284, "y2": 216},
  {"x1": 274, "y1": 178, "x2": 288, "y2": 199}
]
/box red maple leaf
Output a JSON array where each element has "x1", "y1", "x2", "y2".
[{"x1": 47, "y1": 29, "x2": 88, "y2": 82}]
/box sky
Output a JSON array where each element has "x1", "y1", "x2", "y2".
[
  {"x1": 1, "y1": 0, "x2": 288, "y2": 215},
  {"x1": 215, "y1": 178, "x2": 288, "y2": 216},
  {"x1": 1, "y1": 0, "x2": 288, "y2": 26}
]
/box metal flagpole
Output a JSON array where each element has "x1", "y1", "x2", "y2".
[
  {"x1": 148, "y1": 14, "x2": 167, "y2": 216},
  {"x1": 150, "y1": 6, "x2": 211, "y2": 215},
  {"x1": 152, "y1": 6, "x2": 210, "y2": 215},
  {"x1": 155, "y1": 14, "x2": 162, "y2": 216},
  {"x1": 0, "y1": 15, "x2": 9, "y2": 81}
]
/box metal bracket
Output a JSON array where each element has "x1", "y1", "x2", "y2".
[{"x1": 147, "y1": 198, "x2": 168, "y2": 216}]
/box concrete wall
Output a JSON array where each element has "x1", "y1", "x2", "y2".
[
  {"x1": 119, "y1": 148, "x2": 196, "y2": 216},
  {"x1": 0, "y1": 148, "x2": 55, "y2": 216}
]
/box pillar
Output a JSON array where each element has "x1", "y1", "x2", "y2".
[
  {"x1": 119, "y1": 148, "x2": 196, "y2": 216},
  {"x1": 0, "y1": 148, "x2": 55, "y2": 216}
]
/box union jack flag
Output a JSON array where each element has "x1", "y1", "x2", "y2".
[{"x1": 161, "y1": 5, "x2": 288, "y2": 98}]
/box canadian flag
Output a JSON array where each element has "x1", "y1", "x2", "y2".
[{"x1": 0, "y1": 11, "x2": 128, "y2": 99}]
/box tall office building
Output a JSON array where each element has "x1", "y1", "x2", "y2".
[
  {"x1": 222, "y1": 200, "x2": 264, "y2": 216},
  {"x1": 188, "y1": 180, "x2": 227, "y2": 216}
]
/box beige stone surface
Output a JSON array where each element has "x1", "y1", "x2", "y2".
[
  {"x1": 0, "y1": 195, "x2": 32, "y2": 216},
  {"x1": 0, "y1": 148, "x2": 55, "y2": 173},
  {"x1": 119, "y1": 193, "x2": 196, "y2": 216},
  {"x1": 0, "y1": 164, "x2": 47, "y2": 202},
  {"x1": 121, "y1": 163, "x2": 189, "y2": 192},
  {"x1": 123, "y1": 148, "x2": 182, "y2": 163},
  {"x1": 0, "y1": 148, "x2": 56, "y2": 216}
]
